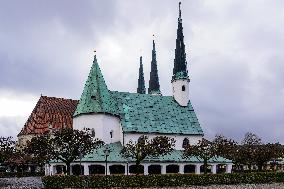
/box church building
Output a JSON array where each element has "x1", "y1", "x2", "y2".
[{"x1": 18, "y1": 3, "x2": 232, "y2": 175}]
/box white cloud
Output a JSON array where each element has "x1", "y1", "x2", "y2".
[{"x1": 0, "y1": 91, "x2": 38, "y2": 137}]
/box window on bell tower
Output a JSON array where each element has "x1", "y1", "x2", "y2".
[{"x1": 182, "y1": 85, "x2": 185, "y2": 91}]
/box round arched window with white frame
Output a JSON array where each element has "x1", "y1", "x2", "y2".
[{"x1": 182, "y1": 138, "x2": 190, "y2": 148}]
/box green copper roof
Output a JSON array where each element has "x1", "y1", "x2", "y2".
[
  {"x1": 137, "y1": 56, "x2": 146, "y2": 94},
  {"x1": 111, "y1": 92, "x2": 203, "y2": 135},
  {"x1": 148, "y1": 40, "x2": 161, "y2": 95},
  {"x1": 74, "y1": 55, "x2": 202, "y2": 135},
  {"x1": 74, "y1": 56, "x2": 117, "y2": 117},
  {"x1": 174, "y1": 71, "x2": 190, "y2": 80},
  {"x1": 172, "y1": 2, "x2": 189, "y2": 81},
  {"x1": 71, "y1": 142, "x2": 232, "y2": 163}
]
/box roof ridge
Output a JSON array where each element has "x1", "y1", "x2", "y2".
[{"x1": 40, "y1": 95, "x2": 78, "y2": 101}]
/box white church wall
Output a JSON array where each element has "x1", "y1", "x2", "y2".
[
  {"x1": 73, "y1": 113, "x2": 121, "y2": 144},
  {"x1": 172, "y1": 79, "x2": 190, "y2": 106},
  {"x1": 124, "y1": 133, "x2": 202, "y2": 150}
]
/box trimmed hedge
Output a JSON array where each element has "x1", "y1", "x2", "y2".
[
  {"x1": 0, "y1": 172, "x2": 44, "y2": 178},
  {"x1": 43, "y1": 172, "x2": 284, "y2": 188}
]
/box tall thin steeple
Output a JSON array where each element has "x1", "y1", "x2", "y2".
[
  {"x1": 171, "y1": 2, "x2": 190, "y2": 107},
  {"x1": 148, "y1": 38, "x2": 161, "y2": 95},
  {"x1": 172, "y1": 2, "x2": 189, "y2": 81},
  {"x1": 137, "y1": 56, "x2": 146, "y2": 94}
]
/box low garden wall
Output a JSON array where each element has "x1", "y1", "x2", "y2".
[{"x1": 43, "y1": 172, "x2": 284, "y2": 189}]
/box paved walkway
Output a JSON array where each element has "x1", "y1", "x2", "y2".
[{"x1": 0, "y1": 177, "x2": 43, "y2": 189}]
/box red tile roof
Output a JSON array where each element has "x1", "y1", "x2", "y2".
[{"x1": 18, "y1": 96, "x2": 78, "y2": 136}]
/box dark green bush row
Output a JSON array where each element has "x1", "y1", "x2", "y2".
[
  {"x1": 0, "y1": 171, "x2": 44, "y2": 178},
  {"x1": 43, "y1": 172, "x2": 284, "y2": 189}
]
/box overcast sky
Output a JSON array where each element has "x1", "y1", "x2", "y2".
[{"x1": 0, "y1": 0, "x2": 283, "y2": 143}]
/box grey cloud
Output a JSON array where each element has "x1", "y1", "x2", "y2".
[{"x1": 0, "y1": 0, "x2": 283, "y2": 142}]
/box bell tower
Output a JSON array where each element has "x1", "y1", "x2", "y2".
[{"x1": 172, "y1": 2, "x2": 190, "y2": 106}]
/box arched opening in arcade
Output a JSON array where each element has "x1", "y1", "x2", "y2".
[
  {"x1": 166, "y1": 164, "x2": 179, "y2": 174},
  {"x1": 109, "y1": 165, "x2": 125, "y2": 175},
  {"x1": 200, "y1": 165, "x2": 212, "y2": 174},
  {"x1": 217, "y1": 164, "x2": 226, "y2": 174},
  {"x1": 184, "y1": 164, "x2": 195, "y2": 174},
  {"x1": 129, "y1": 165, "x2": 144, "y2": 175},
  {"x1": 56, "y1": 165, "x2": 66, "y2": 174},
  {"x1": 148, "y1": 165, "x2": 161, "y2": 174},
  {"x1": 89, "y1": 165, "x2": 105, "y2": 175},
  {"x1": 72, "y1": 164, "x2": 84, "y2": 175}
]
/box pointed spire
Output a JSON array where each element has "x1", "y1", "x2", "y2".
[
  {"x1": 172, "y1": 2, "x2": 189, "y2": 81},
  {"x1": 137, "y1": 56, "x2": 146, "y2": 94},
  {"x1": 74, "y1": 55, "x2": 117, "y2": 117},
  {"x1": 148, "y1": 37, "x2": 161, "y2": 95},
  {"x1": 179, "y1": 1, "x2": 182, "y2": 20}
]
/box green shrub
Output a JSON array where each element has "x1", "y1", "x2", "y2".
[{"x1": 42, "y1": 172, "x2": 284, "y2": 189}]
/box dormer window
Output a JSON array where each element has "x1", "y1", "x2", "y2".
[
  {"x1": 110, "y1": 130, "x2": 113, "y2": 139},
  {"x1": 91, "y1": 95, "x2": 96, "y2": 100},
  {"x1": 182, "y1": 85, "x2": 185, "y2": 91}
]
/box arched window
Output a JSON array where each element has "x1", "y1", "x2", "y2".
[
  {"x1": 110, "y1": 130, "x2": 113, "y2": 139},
  {"x1": 182, "y1": 85, "x2": 186, "y2": 91},
  {"x1": 91, "y1": 129, "x2": 95, "y2": 137},
  {"x1": 182, "y1": 138, "x2": 189, "y2": 148}
]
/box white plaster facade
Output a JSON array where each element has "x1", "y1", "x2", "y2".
[
  {"x1": 46, "y1": 162, "x2": 233, "y2": 175},
  {"x1": 123, "y1": 133, "x2": 202, "y2": 150},
  {"x1": 73, "y1": 113, "x2": 123, "y2": 144},
  {"x1": 172, "y1": 79, "x2": 190, "y2": 106},
  {"x1": 74, "y1": 113, "x2": 202, "y2": 150},
  {"x1": 16, "y1": 134, "x2": 37, "y2": 150}
]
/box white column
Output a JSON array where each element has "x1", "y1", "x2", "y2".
[
  {"x1": 195, "y1": 164, "x2": 201, "y2": 174},
  {"x1": 161, "y1": 164, "x2": 167, "y2": 174},
  {"x1": 52, "y1": 165, "x2": 57, "y2": 175},
  {"x1": 70, "y1": 165, "x2": 73, "y2": 175},
  {"x1": 211, "y1": 164, "x2": 217, "y2": 174},
  {"x1": 106, "y1": 164, "x2": 110, "y2": 175},
  {"x1": 45, "y1": 164, "x2": 49, "y2": 176},
  {"x1": 179, "y1": 164, "x2": 184, "y2": 174},
  {"x1": 83, "y1": 164, "x2": 89, "y2": 175},
  {"x1": 144, "y1": 164, "x2": 149, "y2": 175},
  {"x1": 226, "y1": 164, "x2": 233, "y2": 173},
  {"x1": 124, "y1": 164, "x2": 128, "y2": 175}
]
